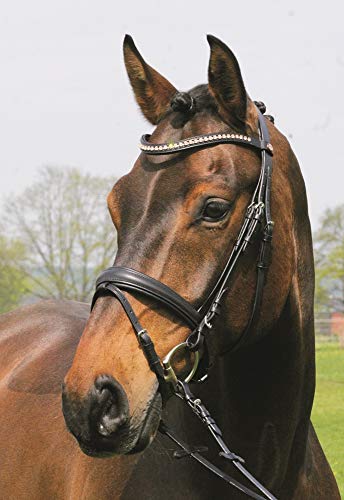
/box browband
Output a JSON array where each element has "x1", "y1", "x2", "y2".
[
  {"x1": 140, "y1": 131, "x2": 273, "y2": 156},
  {"x1": 93, "y1": 266, "x2": 201, "y2": 329}
]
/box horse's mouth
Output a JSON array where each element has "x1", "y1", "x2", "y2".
[{"x1": 76, "y1": 391, "x2": 162, "y2": 457}]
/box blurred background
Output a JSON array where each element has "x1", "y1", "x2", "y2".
[{"x1": 1, "y1": 0, "x2": 343, "y2": 493}]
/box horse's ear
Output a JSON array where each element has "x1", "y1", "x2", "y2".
[
  {"x1": 123, "y1": 35, "x2": 177, "y2": 125},
  {"x1": 207, "y1": 35, "x2": 256, "y2": 131}
]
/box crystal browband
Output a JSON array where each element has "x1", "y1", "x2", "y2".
[{"x1": 140, "y1": 132, "x2": 273, "y2": 156}]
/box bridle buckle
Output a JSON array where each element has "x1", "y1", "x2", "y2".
[{"x1": 137, "y1": 328, "x2": 148, "y2": 347}]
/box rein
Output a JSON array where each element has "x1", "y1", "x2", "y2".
[{"x1": 91, "y1": 108, "x2": 277, "y2": 499}]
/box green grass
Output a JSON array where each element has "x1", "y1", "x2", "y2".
[{"x1": 312, "y1": 340, "x2": 344, "y2": 497}]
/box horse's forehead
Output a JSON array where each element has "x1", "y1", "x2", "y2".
[{"x1": 114, "y1": 160, "x2": 196, "y2": 214}]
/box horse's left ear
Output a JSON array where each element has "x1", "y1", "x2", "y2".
[
  {"x1": 123, "y1": 35, "x2": 177, "y2": 125},
  {"x1": 207, "y1": 35, "x2": 256, "y2": 131}
]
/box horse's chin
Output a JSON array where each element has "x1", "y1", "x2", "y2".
[
  {"x1": 127, "y1": 391, "x2": 162, "y2": 454},
  {"x1": 77, "y1": 391, "x2": 162, "y2": 458}
]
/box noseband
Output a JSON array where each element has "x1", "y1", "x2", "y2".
[{"x1": 91, "y1": 108, "x2": 277, "y2": 500}]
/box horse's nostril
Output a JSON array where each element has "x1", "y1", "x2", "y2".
[
  {"x1": 98, "y1": 398, "x2": 126, "y2": 436},
  {"x1": 92, "y1": 375, "x2": 129, "y2": 437}
]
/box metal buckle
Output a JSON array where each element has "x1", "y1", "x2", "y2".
[
  {"x1": 204, "y1": 314, "x2": 213, "y2": 329},
  {"x1": 136, "y1": 328, "x2": 148, "y2": 347},
  {"x1": 162, "y1": 342, "x2": 200, "y2": 390},
  {"x1": 254, "y1": 201, "x2": 265, "y2": 214}
]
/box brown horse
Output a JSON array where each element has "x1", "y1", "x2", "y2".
[{"x1": 0, "y1": 35, "x2": 340, "y2": 499}]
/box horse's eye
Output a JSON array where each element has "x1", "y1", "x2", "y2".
[{"x1": 202, "y1": 200, "x2": 231, "y2": 222}]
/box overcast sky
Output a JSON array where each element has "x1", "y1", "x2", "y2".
[{"x1": 1, "y1": 0, "x2": 343, "y2": 227}]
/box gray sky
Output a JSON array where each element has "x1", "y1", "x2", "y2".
[{"x1": 1, "y1": 0, "x2": 343, "y2": 227}]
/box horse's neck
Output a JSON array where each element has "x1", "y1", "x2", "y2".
[{"x1": 199, "y1": 291, "x2": 315, "y2": 491}]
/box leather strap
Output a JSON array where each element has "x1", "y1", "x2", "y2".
[
  {"x1": 160, "y1": 381, "x2": 277, "y2": 500},
  {"x1": 95, "y1": 266, "x2": 201, "y2": 329},
  {"x1": 226, "y1": 113, "x2": 274, "y2": 353},
  {"x1": 159, "y1": 421, "x2": 266, "y2": 500},
  {"x1": 140, "y1": 133, "x2": 273, "y2": 156},
  {"x1": 92, "y1": 283, "x2": 165, "y2": 382}
]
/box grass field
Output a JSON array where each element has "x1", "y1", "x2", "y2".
[{"x1": 312, "y1": 340, "x2": 344, "y2": 497}]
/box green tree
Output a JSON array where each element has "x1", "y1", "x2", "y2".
[
  {"x1": 314, "y1": 205, "x2": 344, "y2": 313},
  {"x1": 0, "y1": 235, "x2": 27, "y2": 313},
  {"x1": 5, "y1": 166, "x2": 116, "y2": 302}
]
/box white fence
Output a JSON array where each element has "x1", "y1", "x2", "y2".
[{"x1": 315, "y1": 315, "x2": 344, "y2": 346}]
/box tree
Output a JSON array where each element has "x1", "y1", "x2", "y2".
[
  {"x1": 0, "y1": 234, "x2": 27, "y2": 313},
  {"x1": 314, "y1": 205, "x2": 344, "y2": 314},
  {"x1": 5, "y1": 166, "x2": 117, "y2": 302}
]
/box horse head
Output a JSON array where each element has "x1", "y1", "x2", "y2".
[{"x1": 62, "y1": 35, "x2": 298, "y2": 459}]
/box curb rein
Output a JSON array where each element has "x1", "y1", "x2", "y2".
[{"x1": 91, "y1": 108, "x2": 277, "y2": 500}]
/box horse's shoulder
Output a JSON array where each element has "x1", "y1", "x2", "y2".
[
  {"x1": 0, "y1": 300, "x2": 89, "y2": 394},
  {"x1": 0, "y1": 299, "x2": 89, "y2": 339}
]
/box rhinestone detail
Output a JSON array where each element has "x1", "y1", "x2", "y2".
[{"x1": 140, "y1": 131, "x2": 257, "y2": 153}]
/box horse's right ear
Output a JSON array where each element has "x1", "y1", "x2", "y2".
[{"x1": 123, "y1": 35, "x2": 177, "y2": 125}]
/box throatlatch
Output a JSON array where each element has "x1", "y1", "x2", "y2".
[{"x1": 92, "y1": 106, "x2": 277, "y2": 500}]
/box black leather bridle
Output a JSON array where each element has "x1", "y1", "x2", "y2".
[{"x1": 91, "y1": 107, "x2": 277, "y2": 500}]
